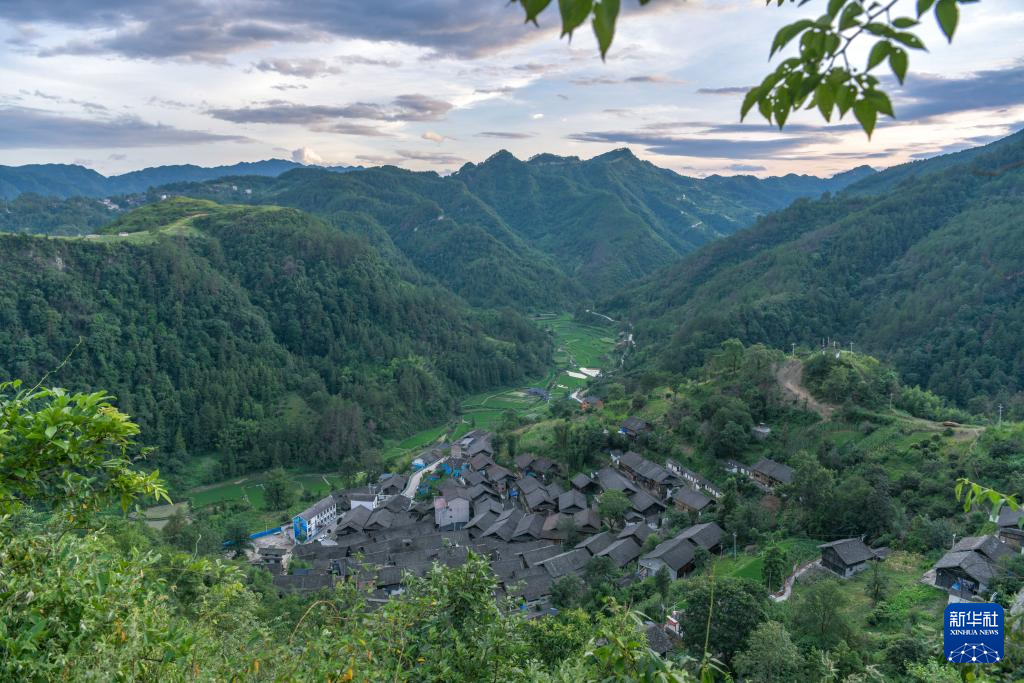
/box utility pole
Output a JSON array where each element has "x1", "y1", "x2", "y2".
[
  {"x1": 791, "y1": 342, "x2": 796, "y2": 356},
  {"x1": 849, "y1": 341, "x2": 854, "y2": 354},
  {"x1": 998, "y1": 404, "x2": 1003, "y2": 425},
  {"x1": 733, "y1": 531, "x2": 737, "y2": 558}
]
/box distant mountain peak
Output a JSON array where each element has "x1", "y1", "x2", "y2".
[{"x1": 591, "y1": 147, "x2": 641, "y2": 163}]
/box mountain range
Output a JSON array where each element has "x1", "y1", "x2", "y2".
[
  {"x1": 142, "y1": 149, "x2": 873, "y2": 305},
  {"x1": 610, "y1": 129, "x2": 1024, "y2": 413},
  {"x1": 0, "y1": 158, "x2": 360, "y2": 199}
]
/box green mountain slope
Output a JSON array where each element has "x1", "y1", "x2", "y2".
[
  {"x1": 0, "y1": 159, "x2": 360, "y2": 199},
  {"x1": 158, "y1": 166, "x2": 582, "y2": 310},
  {"x1": 0, "y1": 199, "x2": 551, "y2": 480},
  {"x1": 611, "y1": 130, "x2": 1024, "y2": 415},
  {"x1": 454, "y1": 149, "x2": 873, "y2": 295}
]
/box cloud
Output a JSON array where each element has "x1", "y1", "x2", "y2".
[
  {"x1": 336, "y1": 54, "x2": 402, "y2": 67},
  {"x1": 571, "y1": 74, "x2": 684, "y2": 86},
  {"x1": 356, "y1": 148, "x2": 467, "y2": 166},
  {"x1": 318, "y1": 122, "x2": 393, "y2": 136},
  {"x1": 23, "y1": 89, "x2": 109, "y2": 113},
  {"x1": 474, "y1": 85, "x2": 517, "y2": 95},
  {"x1": 422, "y1": 131, "x2": 446, "y2": 143},
  {"x1": 395, "y1": 149, "x2": 466, "y2": 164},
  {"x1": 207, "y1": 94, "x2": 453, "y2": 125},
  {"x1": 475, "y1": 131, "x2": 536, "y2": 139},
  {"x1": 725, "y1": 163, "x2": 767, "y2": 172},
  {"x1": 108, "y1": 153, "x2": 127, "y2": 160},
  {"x1": 531, "y1": 113, "x2": 544, "y2": 120},
  {"x1": 696, "y1": 86, "x2": 752, "y2": 95},
  {"x1": 291, "y1": 146, "x2": 323, "y2": 164},
  {"x1": 895, "y1": 62, "x2": 1024, "y2": 120},
  {"x1": 147, "y1": 96, "x2": 190, "y2": 109},
  {"x1": 0, "y1": 106, "x2": 250, "y2": 149},
  {"x1": 252, "y1": 58, "x2": 342, "y2": 78},
  {"x1": 567, "y1": 130, "x2": 818, "y2": 158},
  {"x1": 271, "y1": 83, "x2": 309, "y2": 91},
  {"x1": 12, "y1": 1, "x2": 544, "y2": 61}
]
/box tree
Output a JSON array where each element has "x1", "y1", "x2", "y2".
[
  {"x1": 598, "y1": 490, "x2": 631, "y2": 529},
  {"x1": 675, "y1": 576, "x2": 768, "y2": 660},
  {"x1": 223, "y1": 518, "x2": 253, "y2": 559},
  {"x1": 0, "y1": 381, "x2": 169, "y2": 520},
  {"x1": 558, "y1": 514, "x2": 581, "y2": 547},
  {"x1": 762, "y1": 544, "x2": 789, "y2": 592},
  {"x1": 734, "y1": 621, "x2": 803, "y2": 682},
  {"x1": 550, "y1": 574, "x2": 587, "y2": 609},
  {"x1": 509, "y1": 0, "x2": 980, "y2": 135},
  {"x1": 865, "y1": 561, "x2": 889, "y2": 605},
  {"x1": 790, "y1": 578, "x2": 851, "y2": 649},
  {"x1": 653, "y1": 566, "x2": 672, "y2": 599},
  {"x1": 263, "y1": 467, "x2": 295, "y2": 511}
]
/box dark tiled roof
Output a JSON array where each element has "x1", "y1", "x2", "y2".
[
  {"x1": 641, "y1": 537, "x2": 695, "y2": 572},
  {"x1": 752, "y1": 458, "x2": 794, "y2": 484},
  {"x1": 521, "y1": 545, "x2": 563, "y2": 567},
  {"x1": 597, "y1": 537, "x2": 643, "y2": 567},
  {"x1": 645, "y1": 624, "x2": 673, "y2": 655},
  {"x1": 952, "y1": 535, "x2": 1014, "y2": 563},
  {"x1": 296, "y1": 495, "x2": 337, "y2": 522},
  {"x1": 512, "y1": 513, "x2": 546, "y2": 541},
  {"x1": 618, "y1": 522, "x2": 653, "y2": 544},
  {"x1": 573, "y1": 508, "x2": 601, "y2": 533},
  {"x1": 576, "y1": 531, "x2": 614, "y2": 555},
  {"x1": 338, "y1": 505, "x2": 372, "y2": 532},
  {"x1": 515, "y1": 453, "x2": 537, "y2": 470},
  {"x1": 621, "y1": 417, "x2": 650, "y2": 432},
  {"x1": 273, "y1": 573, "x2": 335, "y2": 593},
  {"x1": 619, "y1": 451, "x2": 675, "y2": 485},
  {"x1": 571, "y1": 473, "x2": 596, "y2": 490},
  {"x1": 538, "y1": 548, "x2": 591, "y2": 578},
  {"x1": 629, "y1": 489, "x2": 665, "y2": 514},
  {"x1": 559, "y1": 489, "x2": 587, "y2": 513},
  {"x1": 818, "y1": 538, "x2": 876, "y2": 566},
  {"x1": 676, "y1": 522, "x2": 723, "y2": 551},
  {"x1": 998, "y1": 507, "x2": 1023, "y2": 528},
  {"x1": 596, "y1": 467, "x2": 638, "y2": 494},
  {"x1": 672, "y1": 487, "x2": 714, "y2": 511}
]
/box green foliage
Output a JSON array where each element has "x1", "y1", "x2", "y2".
[
  {"x1": 789, "y1": 578, "x2": 851, "y2": 649},
  {"x1": 0, "y1": 193, "x2": 123, "y2": 235},
  {"x1": 673, "y1": 575, "x2": 769, "y2": 660},
  {"x1": 262, "y1": 467, "x2": 296, "y2": 511},
  {"x1": 0, "y1": 204, "x2": 552, "y2": 485},
  {"x1": 0, "y1": 381, "x2": 168, "y2": 519},
  {"x1": 621, "y1": 131, "x2": 1024, "y2": 416},
  {"x1": 733, "y1": 620, "x2": 803, "y2": 682},
  {"x1": 598, "y1": 489, "x2": 631, "y2": 528},
  {"x1": 509, "y1": 0, "x2": 978, "y2": 134}
]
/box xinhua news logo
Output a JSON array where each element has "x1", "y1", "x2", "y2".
[{"x1": 944, "y1": 603, "x2": 1004, "y2": 664}]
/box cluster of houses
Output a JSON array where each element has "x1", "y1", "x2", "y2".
[
  {"x1": 258, "y1": 429, "x2": 740, "y2": 631},
  {"x1": 256, "y1": 421, "x2": 1022, "y2": 638}
]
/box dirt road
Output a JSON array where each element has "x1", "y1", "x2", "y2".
[{"x1": 776, "y1": 359, "x2": 834, "y2": 419}]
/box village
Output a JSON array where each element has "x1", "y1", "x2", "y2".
[{"x1": 245, "y1": 413, "x2": 1024, "y2": 653}]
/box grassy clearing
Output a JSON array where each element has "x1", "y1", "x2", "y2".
[{"x1": 714, "y1": 538, "x2": 823, "y2": 582}]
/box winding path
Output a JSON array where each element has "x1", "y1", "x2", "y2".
[
  {"x1": 776, "y1": 359, "x2": 834, "y2": 419},
  {"x1": 401, "y1": 455, "x2": 449, "y2": 499}
]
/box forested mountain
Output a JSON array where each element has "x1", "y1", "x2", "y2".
[
  {"x1": 454, "y1": 149, "x2": 873, "y2": 294},
  {"x1": 0, "y1": 193, "x2": 123, "y2": 235},
  {"x1": 136, "y1": 150, "x2": 871, "y2": 305},
  {"x1": 0, "y1": 198, "x2": 551, "y2": 481},
  {"x1": 156, "y1": 166, "x2": 583, "y2": 310},
  {"x1": 610, "y1": 129, "x2": 1024, "y2": 417},
  {"x1": 0, "y1": 159, "x2": 359, "y2": 199}
]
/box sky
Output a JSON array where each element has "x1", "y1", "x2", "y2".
[{"x1": 0, "y1": 0, "x2": 1022, "y2": 178}]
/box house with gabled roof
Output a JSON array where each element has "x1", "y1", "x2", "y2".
[
  {"x1": 819, "y1": 538, "x2": 880, "y2": 578},
  {"x1": 750, "y1": 458, "x2": 794, "y2": 489},
  {"x1": 512, "y1": 513, "x2": 546, "y2": 541},
  {"x1": 617, "y1": 451, "x2": 678, "y2": 497},
  {"x1": 997, "y1": 507, "x2": 1023, "y2": 551},
  {"x1": 667, "y1": 461, "x2": 723, "y2": 498},
  {"x1": 639, "y1": 537, "x2": 696, "y2": 579},
  {"x1": 675, "y1": 522, "x2": 723, "y2": 553},
  {"x1": 573, "y1": 507, "x2": 602, "y2": 535},
  {"x1": 628, "y1": 489, "x2": 666, "y2": 523},
  {"x1": 595, "y1": 466, "x2": 639, "y2": 495},
  {"x1": 571, "y1": 472, "x2": 601, "y2": 495},
  {"x1": 481, "y1": 508, "x2": 523, "y2": 542},
  {"x1": 620, "y1": 416, "x2": 651, "y2": 439},
  {"x1": 576, "y1": 531, "x2": 615, "y2": 556},
  {"x1": 434, "y1": 496, "x2": 471, "y2": 531},
  {"x1": 933, "y1": 535, "x2": 1014, "y2": 596},
  {"x1": 558, "y1": 489, "x2": 588, "y2": 514},
  {"x1": 672, "y1": 487, "x2": 714, "y2": 515},
  {"x1": 596, "y1": 536, "x2": 643, "y2": 568},
  {"x1": 538, "y1": 548, "x2": 591, "y2": 578}
]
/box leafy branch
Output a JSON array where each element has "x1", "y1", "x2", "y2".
[{"x1": 510, "y1": 0, "x2": 978, "y2": 136}]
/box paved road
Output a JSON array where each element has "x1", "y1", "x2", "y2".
[
  {"x1": 771, "y1": 560, "x2": 820, "y2": 602},
  {"x1": 402, "y1": 456, "x2": 449, "y2": 499}
]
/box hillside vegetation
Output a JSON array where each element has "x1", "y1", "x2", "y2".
[
  {"x1": 612, "y1": 129, "x2": 1024, "y2": 418},
  {"x1": 0, "y1": 199, "x2": 551, "y2": 487}
]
